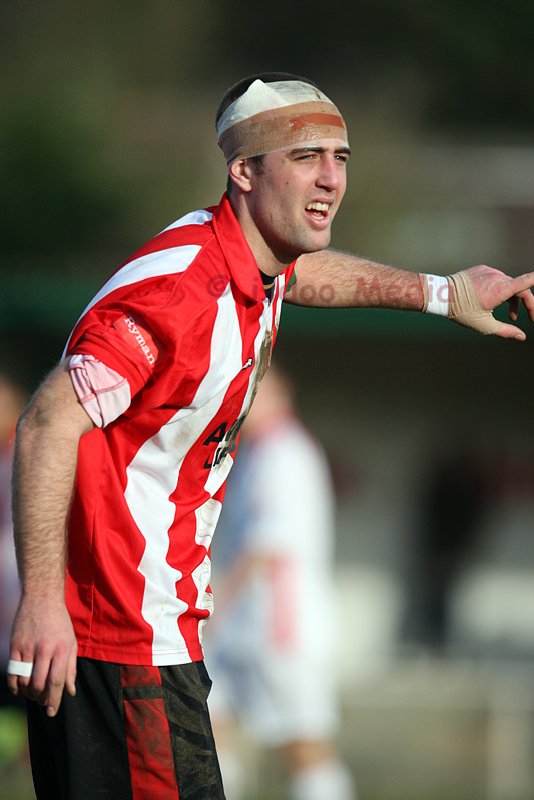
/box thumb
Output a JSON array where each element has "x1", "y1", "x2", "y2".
[{"x1": 494, "y1": 321, "x2": 526, "y2": 341}]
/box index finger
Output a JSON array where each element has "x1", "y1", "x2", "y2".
[
  {"x1": 509, "y1": 271, "x2": 534, "y2": 297},
  {"x1": 506, "y1": 273, "x2": 534, "y2": 322}
]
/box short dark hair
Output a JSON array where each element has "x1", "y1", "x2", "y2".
[
  {"x1": 215, "y1": 71, "x2": 319, "y2": 128},
  {"x1": 217, "y1": 72, "x2": 319, "y2": 194}
]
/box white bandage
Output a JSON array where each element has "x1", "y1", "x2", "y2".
[
  {"x1": 7, "y1": 659, "x2": 33, "y2": 678},
  {"x1": 423, "y1": 274, "x2": 450, "y2": 316},
  {"x1": 217, "y1": 79, "x2": 348, "y2": 163}
]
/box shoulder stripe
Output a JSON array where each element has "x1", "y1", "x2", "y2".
[
  {"x1": 79, "y1": 243, "x2": 201, "y2": 314},
  {"x1": 160, "y1": 209, "x2": 213, "y2": 233},
  {"x1": 63, "y1": 244, "x2": 202, "y2": 357}
]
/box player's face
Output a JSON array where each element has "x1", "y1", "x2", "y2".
[{"x1": 245, "y1": 138, "x2": 350, "y2": 270}]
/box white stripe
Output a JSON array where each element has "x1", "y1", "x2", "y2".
[
  {"x1": 124, "y1": 433, "x2": 187, "y2": 662},
  {"x1": 73, "y1": 207, "x2": 212, "y2": 331},
  {"x1": 160, "y1": 208, "x2": 213, "y2": 233},
  {"x1": 195, "y1": 498, "x2": 223, "y2": 548},
  {"x1": 80, "y1": 245, "x2": 201, "y2": 317},
  {"x1": 192, "y1": 555, "x2": 214, "y2": 646},
  {"x1": 243, "y1": 311, "x2": 271, "y2": 407},
  {"x1": 243, "y1": 298, "x2": 275, "y2": 409},
  {"x1": 125, "y1": 282, "x2": 244, "y2": 663},
  {"x1": 63, "y1": 244, "x2": 202, "y2": 358},
  {"x1": 202, "y1": 297, "x2": 273, "y2": 497},
  {"x1": 216, "y1": 79, "x2": 334, "y2": 136}
]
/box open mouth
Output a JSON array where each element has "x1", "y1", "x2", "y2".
[{"x1": 305, "y1": 201, "x2": 330, "y2": 220}]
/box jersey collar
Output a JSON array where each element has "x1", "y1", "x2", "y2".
[{"x1": 212, "y1": 193, "x2": 272, "y2": 303}]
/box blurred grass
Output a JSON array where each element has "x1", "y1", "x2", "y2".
[
  {"x1": 0, "y1": 770, "x2": 34, "y2": 800},
  {"x1": 0, "y1": 708, "x2": 33, "y2": 800},
  {"x1": 0, "y1": 704, "x2": 494, "y2": 800},
  {"x1": 0, "y1": 757, "x2": 489, "y2": 800}
]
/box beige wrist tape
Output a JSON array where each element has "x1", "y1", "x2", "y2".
[
  {"x1": 423, "y1": 271, "x2": 500, "y2": 334},
  {"x1": 448, "y1": 270, "x2": 501, "y2": 334}
]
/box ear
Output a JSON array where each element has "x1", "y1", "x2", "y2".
[{"x1": 228, "y1": 159, "x2": 255, "y2": 193}]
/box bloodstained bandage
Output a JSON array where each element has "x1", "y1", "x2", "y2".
[
  {"x1": 217, "y1": 79, "x2": 349, "y2": 163},
  {"x1": 219, "y1": 102, "x2": 347, "y2": 163}
]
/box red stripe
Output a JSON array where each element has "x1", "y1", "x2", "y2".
[
  {"x1": 289, "y1": 112, "x2": 345, "y2": 132},
  {"x1": 267, "y1": 556, "x2": 297, "y2": 650},
  {"x1": 121, "y1": 666, "x2": 180, "y2": 799},
  {"x1": 118, "y1": 224, "x2": 213, "y2": 269},
  {"x1": 122, "y1": 665, "x2": 162, "y2": 688}
]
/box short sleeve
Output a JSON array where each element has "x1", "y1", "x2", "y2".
[{"x1": 66, "y1": 299, "x2": 167, "y2": 400}]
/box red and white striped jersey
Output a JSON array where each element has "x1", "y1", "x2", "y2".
[{"x1": 64, "y1": 194, "x2": 295, "y2": 666}]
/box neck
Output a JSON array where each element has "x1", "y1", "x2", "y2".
[{"x1": 229, "y1": 192, "x2": 292, "y2": 277}]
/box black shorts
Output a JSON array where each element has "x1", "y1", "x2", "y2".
[{"x1": 26, "y1": 657, "x2": 225, "y2": 800}]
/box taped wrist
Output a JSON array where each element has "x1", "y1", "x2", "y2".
[
  {"x1": 422, "y1": 272, "x2": 500, "y2": 334},
  {"x1": 447, "y1": 270, "x2": 500, "y2": 334}
]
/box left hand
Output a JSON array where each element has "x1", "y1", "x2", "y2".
[
  {"x1": 451, "y1": 265, "x2": 534, "y2": 340},
  {"x1": 8, "y1": 594, "x2": 78, "y2": 717}
]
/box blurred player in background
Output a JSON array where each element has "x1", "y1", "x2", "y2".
[
  {"x1": 0, "y1": 373, "x2": 26, "y2": 705},
  {"x1": 0, "y1": 373, "x2": 27, "y2": 773},
  {"x1": 206, "y1": 363, "x2": 356, "y2": 800}
]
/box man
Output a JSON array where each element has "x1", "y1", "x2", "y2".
[
  {"x1": 7, "y1": 71, "x2": 534, "y2": 799},
  {"x1": 206, "y1": 363, "x2": 356, "y2": 800}
]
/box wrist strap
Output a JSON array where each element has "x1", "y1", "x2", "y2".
[{"x1": 423, "y1": 274, "x2": 450, "y2": 316}]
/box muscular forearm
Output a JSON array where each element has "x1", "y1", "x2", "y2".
[
  {"x1": 286, "y1": 250, "x2": 424, "y2": 310},
  {"x1": 8, "y1": 365, "x2": 94, "y2": 716},
  {"x1": 285, "y1": 251, "x2": 534, "y2": 340},
  {"x1": 13, "y1": 366, "x2": 93, "y2": 598}
]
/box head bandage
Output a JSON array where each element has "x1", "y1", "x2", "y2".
[{"x1": 217, "y1": 79, "x2": 348, "y2": 163}]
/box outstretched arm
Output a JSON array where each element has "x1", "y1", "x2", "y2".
[
  {"x1": 286, "y1": 250, "x2": 534, "y2": 340},
  {"x1": 286, "y1": 250, "x2": 425, "y2": 310},
  {"x1": 7, "y1": 364, "x2": 94, "y2": 717}
]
